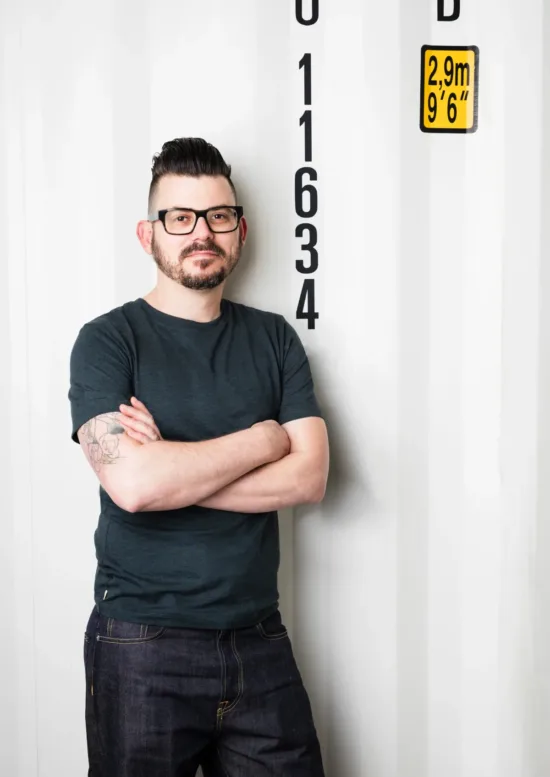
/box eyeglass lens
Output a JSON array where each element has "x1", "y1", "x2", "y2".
[{"x1": 164, "y1": 208, "x2": 239, "y2": 234}]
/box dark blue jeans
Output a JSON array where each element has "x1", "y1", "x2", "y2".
[{"x1": 84, "y1": 606, "x2": 325, "y2": 776}]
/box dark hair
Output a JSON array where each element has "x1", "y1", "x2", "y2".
[{"x1": 148, "y1": 137, "x2": 237, "y2": 213}]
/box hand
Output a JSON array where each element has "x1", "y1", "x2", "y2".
[
  {"x1": 252, "y1": 420, "x2": 291, "y2": 462},
  {"x1": 117, "y1": 397, "x2": 163, "y2": 444}
]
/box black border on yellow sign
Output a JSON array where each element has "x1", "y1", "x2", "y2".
[{"x1": 420, "y1": 45, "x2": 480, "y2": 134}]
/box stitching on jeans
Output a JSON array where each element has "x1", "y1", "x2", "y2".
[
  {"x1": 216, "y1": 631, "x2": 229, "y2": 734},
  {"x1": 223, "y1": 630, "x2": 244, "y2": 715},
  {"x1": 216, "y1": 631, "x2": 227, "y2": 704},
  {"x1": 256, "y1": 622, "x2": 288, "y2": 641},
  {"x1": 96, "y1": 627, "x2": 165, "y2": 644},
  {"x1": 89, "y1": 617, "x2": 103, "y2": 756}
]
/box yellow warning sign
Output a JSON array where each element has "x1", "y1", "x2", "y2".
[{"x1": 420, "y1": 46, "x2": 479, "y2": 133}]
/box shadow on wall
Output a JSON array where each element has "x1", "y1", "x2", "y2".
[
  {"x1": 222, "y1": 173, "x2": 263, "y2": 303},
  {"x1": 307, "y1": 352, "x2": 374, "y2": 519}
]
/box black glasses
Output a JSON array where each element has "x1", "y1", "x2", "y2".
[{"x1": 148, "y1": 206, "x2": 244, "y2": 235}]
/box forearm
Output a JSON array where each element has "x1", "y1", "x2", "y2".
[
  {"x1": 127, "y1": 427, "x2": 272, "y2": 512},
  {"x1": 196, "y1": 452, "x2": 322, "y2": 513}
]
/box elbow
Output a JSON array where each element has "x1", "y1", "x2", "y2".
[
  {"x1": 299, "y1": 452, "x2": 329, "y2": 505},
  {"x1": 121, "y1": 472, "x2": 155, "y2": 512},
  {"x1": 106, "y1": 472, "x2": 146, "y2": 514},
  {"x1": 102, "y1": 445, "x2": 167, "y2": 513},
  {"x1": 117, "y1": 490, "x2": 142, "y2": 514},
  {"x1": 304, "y1": 476, "x2": 327, "y2": 505},
  {"x1": 109, "y1": 486, "x2": 142, "y2": 514},
  {"x1": 311, "y1": 483, "x2": 327, "y2": 504}
]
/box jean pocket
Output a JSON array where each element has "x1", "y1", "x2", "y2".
[
  {"x1": 256, "y1": 610, "x2": 289, "y2": 641},
  {"x1": 96, "y1": 616, "x2": 165, "y2": 644}
]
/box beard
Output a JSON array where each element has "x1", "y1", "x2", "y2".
[{"x1": 151, "y1": 233, "x2": 242, "y2": 290}]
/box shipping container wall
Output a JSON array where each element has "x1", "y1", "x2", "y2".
[{"x1": 1, "y1": 1, "x2": 549, "y2": 775}]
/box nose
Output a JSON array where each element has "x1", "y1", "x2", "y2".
[{"x1": 192, "y1": 214, "x2": 214, "y2": 239}]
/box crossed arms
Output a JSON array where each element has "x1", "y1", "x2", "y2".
[{"x1": 77, "y1": 402, "x2": 329, "y2": 514}]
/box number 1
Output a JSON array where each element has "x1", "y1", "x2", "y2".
[
  {"x1": 299, "y1": 53, "x2": 312, "y2": 106},
  {"x1": 300, "y1": 110, "x2": 312, "y2": 162}
]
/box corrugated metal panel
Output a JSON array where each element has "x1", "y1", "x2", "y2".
[{"x1": 2, "y1": 1, "x2": 549, "y2": 775}]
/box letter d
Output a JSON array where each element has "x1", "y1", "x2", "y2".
[{"x1": 438, "y1": 0, "x2": 460, "y2": 21}]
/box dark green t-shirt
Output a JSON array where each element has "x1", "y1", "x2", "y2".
[{"x1": 68, "y1": 297, "x2": 322, "y2": 629}]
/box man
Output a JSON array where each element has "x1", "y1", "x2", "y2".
[{"x1": 69, "y1": 137, "x2": 329, "y2": 776}]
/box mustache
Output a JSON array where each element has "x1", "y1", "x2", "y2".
[{"x1": 180, "y1": 240, "x2": 225, "y2": 260}]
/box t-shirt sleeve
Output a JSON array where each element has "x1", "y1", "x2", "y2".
[
  {"x1": 277, "y1": 318, "x2": 323, "y2": 426},
  {"x1": 68, "y1": 320, "x2": 134, "y2": 443}
]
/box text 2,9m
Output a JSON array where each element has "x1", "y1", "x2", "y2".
[{"x1": 296, "y1": 0, "x2": 319, "y2": 329}]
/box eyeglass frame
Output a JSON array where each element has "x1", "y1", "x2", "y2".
[{"x1": 147, "y1": 205, "x2": 245, "y2": 235}]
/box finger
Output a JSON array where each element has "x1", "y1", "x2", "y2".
[
  {"x1": 122, "y1": 407, "x2": 163, "y2": 440},
  {"x1": 128, "y1": 414, "x2": 161, "y2": 440},
  {"x1": 119, "y1": 405, "x2": 153, "y2": 424},
  {"x1": 121, "y1": 423, "x2": 163, "y2": 443},
  {"x1": 131, "y1": 397, "x2": 151, "y2": 414},
  {"x1": 118, "y1": 415, "x2": 158, "y2": 441},
  {"x1": 118, "y1": 410, "x2": 162, "y2": 441},
  {"x1": 125, "y1": 428, "x2": 150, "y2": 444}
]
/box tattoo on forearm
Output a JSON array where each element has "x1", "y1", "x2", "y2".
[{"x1": 79, "y1": 413, "x2": 127, "y2": 472}]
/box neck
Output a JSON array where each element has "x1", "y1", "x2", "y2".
[{"x1": 143, "y1": 280, "x2": 224, "y2": 323}]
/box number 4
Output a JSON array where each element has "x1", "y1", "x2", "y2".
[{"x1": 296, "y1": 279, "x2": 319, "y2": 329}]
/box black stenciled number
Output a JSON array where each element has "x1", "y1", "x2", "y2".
[
  {"x1": 296, "y1": 0, "x2": 319, "y2": 26},
  {"x1": 428, "y1": 55, "x2": 438, "y2": 85},
  {"x1": 300, "y1": 110, "x2": 312, "y2": 162},
  {"x1": 447, "y1": 93, "x2": 457, "y2": 122},
  {"x1": 299, "y1": 53, "x2": 312, "y2": 105},
  {"x1": 295, "y1": 167, "x2": 318, "y2": 218},
  {"x1": 428, "y1": 92, "x2": 437, "y2": 123},
  {"x1": 296, "y1": 33, "x2": 318, "y2": 328},
  {"x1": 296, "y1": 224, "x2": 318, "y2": 274},
  {"x1": 444, "y1": 56, "x2": 454, "y2": 86},
  {"x1": 296, "y1": 279, "x2": 319, "y2": 329}
]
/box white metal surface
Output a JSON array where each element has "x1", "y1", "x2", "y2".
[{"x1": 1, "y1": 1, "x2": 549, "y2": 775}]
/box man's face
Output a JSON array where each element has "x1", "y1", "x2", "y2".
[{"x1": 149, "y1": 174, "x2": 246, "y2": 291}]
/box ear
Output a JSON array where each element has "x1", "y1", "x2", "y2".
[
  {"x1": 136, "y1": 220, "x2": 153, "y2": 255},
  {"x1": 239, "y1": 216, "x2": 248, "y2": 245}
]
